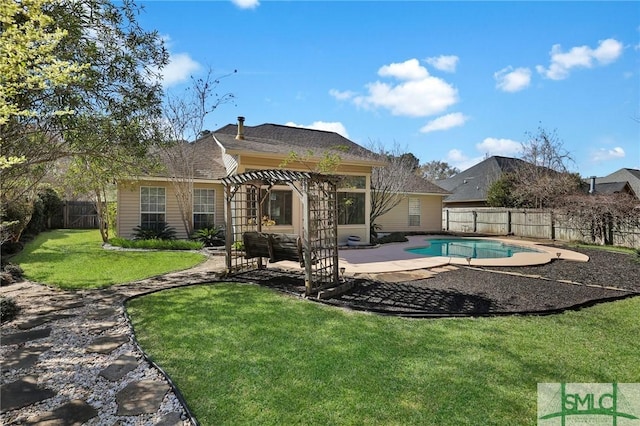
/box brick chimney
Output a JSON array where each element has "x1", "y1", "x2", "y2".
[{"x1": 236, "y1": 116, "x2": 245, "y2": 140}]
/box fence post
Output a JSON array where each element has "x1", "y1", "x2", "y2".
[
  {"x1": 507, "y1": 210, "x2": 512, "y2": 235},
  {"x1": 472, "y1": 210, "x2": 477, "y2": 233},
  {"x1": 550, "y1": 210, "x2": 555, "y2": 240}
]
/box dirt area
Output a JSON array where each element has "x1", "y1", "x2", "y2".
[{"x1": 232, "y1": 246, "x2": 640, "y2": 317}]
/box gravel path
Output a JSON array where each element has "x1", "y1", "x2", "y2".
[{"x1": 1, "y1": 255, "x2": 226, "y2": 425}]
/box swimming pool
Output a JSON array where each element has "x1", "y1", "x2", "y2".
[{"x1": 406, "y1": 238, "x2": 542, "y2": 259}]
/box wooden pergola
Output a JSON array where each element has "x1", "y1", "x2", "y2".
[{"x1": 222, "y1": 169, "x2": 340, "y2": 296}]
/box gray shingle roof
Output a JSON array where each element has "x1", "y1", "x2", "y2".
[
  {"x1": 402, "y1": 173, "x2": 450, "y2": 195},
  {"x1": 593, "y1": 181, "x2": 632, "y2": 195},
  {"x1": 213, "y1": 123, "x2": 376, "y2": 163},
  {"x1": 437, "y1": 156, "x2": 529, "y2": 203},
  {"x1": 594, "y1": 168, "x2": 640, "y2": 200}
]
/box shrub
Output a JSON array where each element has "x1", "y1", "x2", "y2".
[
  {"x1": 3, "y1": 263, "x2": 23, "y2": 280},
  {"x1": 373, "y1": 232, "x2": 408, "y2": 245},
  {"x1": 24, "y1": 187, "x2": 64, "y2": 235},
  {"x1": 0, "y1": 271, "x2": 15, "y2": 286},
  {"x1": 1, "y1": 198, "x2": 33, "y2": 242},
  {"x1": 109, "y1": 237, "x2": 203, "y2": 251},
  {"x1": 191, "y1": 226, "x2": 225, "y2": 247},
  {"x1": 0, "y1": 240, "x2": 24, "y2": 257},
  {"x1": 0, "y1": 297, "x2": 20, "y2": 323},
  {"x1": 132, "y1": 223, "x2": 176, "y2": 240}
]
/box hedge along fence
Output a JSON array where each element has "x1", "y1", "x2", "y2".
[{"x1": 442, "y1": 208, "x2": 640, "y2": 249}]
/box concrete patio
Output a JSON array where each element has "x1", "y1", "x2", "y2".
[{"x1": 279, "y1": 235, "x2": 589, "y2": 275}]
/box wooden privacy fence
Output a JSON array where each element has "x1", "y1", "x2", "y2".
[
  {"x1": 62, "y1": 201, "x2": 100, "y2": 229},
  {"x1": 443, "y1": 207, "x2": 640, "y2": 249}
]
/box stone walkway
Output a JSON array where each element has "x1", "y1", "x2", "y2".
[{"x1": 1, "y1": 255, "x2": 226, "y2": 425}]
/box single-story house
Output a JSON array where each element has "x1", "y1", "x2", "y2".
[{"x1": 117, "y1": 117, "x2": 449, "y2": 243}]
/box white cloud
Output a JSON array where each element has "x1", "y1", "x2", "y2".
[
  {"x1": 285, "y1": 121, "x2": 349, "y2": 138},
  {"x1": 154, "y1": 52, "x2": 201, "y2": 87},
  {"x1": 425, "y1": 55, "x2": 459, "y2": 73},
  {"x1": 420, "y1": 112, "x2": 468, "y2": 133},
  {"x1": 536, "y1": 38, "x2": 623, "y2": 80},
  {"x1": 592, "y1": 146, "x2": 626, "y2": 162},
  {"x1": 446, "y1": 149, "x2": 484, "y2": 171},
  {"x1": 329, "y1": 89, "x2": 356, "y2": 101},
  {"x1": 349, "y1": 58, "x2": 458, "y2": 117},
  {"x1": 378, "y1": 58, "x2": 429, "y2": 80},
  {"x1": 445, "y1": 137, "x2": 522, "y2": 171},
  {"x1": 476, "y1": 137, "x2": 522, "y2": 157},
  {"x1": 494, "y1": 66, "x2": 531, "y2": 92},
  {"x1": 231, "y1": 0, "x2": 260, "y2": 9}
]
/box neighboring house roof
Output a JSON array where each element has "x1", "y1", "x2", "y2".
[
  {"x1": 402, "y1": 173, "x2": 450, "y2": 195},
  {"x1": 592, "y1": 168, "x2": 640, "y2": 200},
  {"x1": 213, "y1": 122, "x2": 377, "y2": 164},
  {"x1": 593, "y1": 181, "x2": 635, "y2": 195},
  {"x1": 437, "y1": 156, "x2": 530, "y2": 204}
]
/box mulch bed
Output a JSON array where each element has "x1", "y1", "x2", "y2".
[{"x1": 232, "y1": 246, "x2": 640, "y2": 317}]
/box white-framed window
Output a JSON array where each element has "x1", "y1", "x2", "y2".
[
  {"x1": 265, "y1": 190, "x2": 292, "y2": 225},
  {"x1": 408, "y1": 197, "x2": 421, "y2": 226},
  {"x1": 338, "y1": 192, "x2": 366, "y2": 225},
  {"x1": 193, "y1": 188, "x2": 215, "y2": 230},
  {"x1": 140, "y1": 187, "x2": 166, "y2": 230},
  {"x1": 338, "y1": 176, "x2": 367, "y2": 225}
]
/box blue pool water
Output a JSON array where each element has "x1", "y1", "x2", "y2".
[{"x1": 406, "y1": 238, "x2": 542, "y2": 259}]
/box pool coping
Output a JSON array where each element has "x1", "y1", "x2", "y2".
[{"x1": 333, "y1": 235, "x2": 589, "y2": 274}]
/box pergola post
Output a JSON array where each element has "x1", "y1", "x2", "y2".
[
  {"x1": 301, "y1": 179, "x2": 313, "y2": 295},
  {"x1": 225, "y1": 184, "x2": 233, "y2": 273}
]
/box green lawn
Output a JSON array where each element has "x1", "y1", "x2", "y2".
[
  {"x1": 127, "y1": 284, "x2": 640, "y2": 425},
  {"x1": 11, "y1": 229, "x2": 206, "y2": 289}
]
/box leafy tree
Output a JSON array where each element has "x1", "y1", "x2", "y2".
[
  {"x1": 395, "y1": 153, "x2": 420, "y2": 171},
  {"x1": 1, "y1": 0, "x2": 168, "y2": 241},
  {"x1": 486, "y1": 174, "x2": 518, "y2": 207},
  {"x1": 1, "y1": 0, "x2": 87, "y2": 242},
  {"x1": 418, "y1": 160, "x2": 460, "y2": 182},
  {"x1": 63, "y1": 116, "x2": 161, "y2": 242},
  {"x1": 0, "y1": 0, "x2": 88, "y2": 124}
]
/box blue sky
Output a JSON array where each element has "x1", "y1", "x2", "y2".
[{"x1": 138, "y1": 1, "x2": 639, "y2": 177}]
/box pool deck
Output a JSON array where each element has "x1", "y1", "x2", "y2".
[{"x1": 334, "y1": 235, "x2": 589, "y2": 274}]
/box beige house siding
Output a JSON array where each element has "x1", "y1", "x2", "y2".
[
  {"x1": 117, "y1": 180, "x2": 225, "y2": 240},
  {"x1": 376, "y1": 194, "x2": 443, "y2": 233}
]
